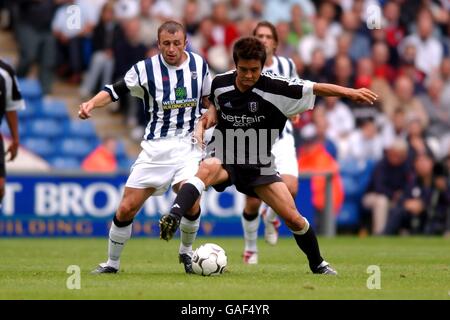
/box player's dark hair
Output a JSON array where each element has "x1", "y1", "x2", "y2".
[
  {"x1": 157, "y1": 20, "x2": 187, "y2": 42},
  {"x1": 232, "y1": 37, "x2": 266, "y2": 67},
  {"x1": 253, "y1": 21, "x2": 278, "y2": 46}
]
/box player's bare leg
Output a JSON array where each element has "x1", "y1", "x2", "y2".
[
  {"x1": 255, "y1": 182, "x2": 337, "y2": 275},
  {"x1": 160, "y1": 158, "x2": 229, "y2": 241},
  {"x1": 92, "y1": 186, "x2": 156, "y2": 274},
  {"x1": 263, "y1": 174, "x2": 298, "y2": 245},
  {"x1": 242, "y1": 196, "x2": 261, "y2": 264}
]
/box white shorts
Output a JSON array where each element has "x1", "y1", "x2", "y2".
[
  {"x1": 126, "y1": 136, "x2": 202, "y2": 196},
  {"x1": 272, "y1": 127, "x2": 299, "y2": 178}
]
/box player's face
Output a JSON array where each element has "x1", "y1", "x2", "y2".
[
  {"x1": 158, "y1": 30, "x2": 187, "y2": 66},
  {"x1": 235, "y1": 59, "x2": 262, "y2": 90},
  {"x1": 254, "y1": 26, "x2": 277, "y2": 57}
]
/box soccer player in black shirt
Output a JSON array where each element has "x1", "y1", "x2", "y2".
[{"x1": 160, "y1": 37, "x2": 377, "y2": 275}]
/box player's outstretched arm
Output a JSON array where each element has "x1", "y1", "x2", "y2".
[
  {"x1": 313, "y1": 83, "x2": 378, "y2": 104},
  {"x1": 78, "y1": 91, "x2": 112, "y2": 120}
]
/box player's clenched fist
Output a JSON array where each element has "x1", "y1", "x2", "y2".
[{"x1": 78, "y1": 101, "x2": 95, "y2": 119}]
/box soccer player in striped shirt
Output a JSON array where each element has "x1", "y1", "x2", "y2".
[
  {"x1": 161, "y1": 37, "x2": 377, "y2": 275},
  {"x1": 240, "y1": 21, "x2": 301, "y2": 265},
  {"x1": 0, "y1": 59, "x2": 25, "y2": 207},
  {"x1": 78, "y1": 21, "x2": 214, "y2": 274}
]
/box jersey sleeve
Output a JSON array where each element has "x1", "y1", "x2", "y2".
[
  {"x1": 123, "y1": 61, "x2": 146, "y2": 99},
  {"x1": 282, "y1": 78, "x2": 316, "y2": 116},
  {"x1": 288, "y1": 58, "x2": 299, "y2": 79},
  {"x1": 0, "y1": 60, "x2": 25, "y2": 112},
  {"x1": 201, "y1": 61, "x2": 212, "y2": 97},
  {"x1": 103, "y1": 61, "x2": 145, "y2": 101},
  {"x1": 254, "y1": 75, "x2": 316, "y2": 117}
]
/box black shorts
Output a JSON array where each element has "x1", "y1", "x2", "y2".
[
  {"x1": 0, "y1": 138, "x2": 5, "y2": 178},
  {"x1": 212, "y1": 164, "x2": 282, "y2": 198}
]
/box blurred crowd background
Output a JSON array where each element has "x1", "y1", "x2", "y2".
[{"x1": 0, "y1": 0, "x2": 449, "y2": 236}]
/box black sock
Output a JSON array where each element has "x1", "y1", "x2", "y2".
[
  {"x1": 113, "y1": 215, "x2": 133, "y2": 227},
  {"x1": 293, "y1": 227, "x2": 324, "y2": 272},
  {"x1": 170, "y1": 183, "x2": 201, "y2": 219},
  {"x1": 185, "y1": 208, "x2": 201, "y2": 221},
  {"x1": 242, "y1": 211, "x2": 258, "y2": 221}
]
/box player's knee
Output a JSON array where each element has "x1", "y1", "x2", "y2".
[
  {"x1": 0, "y1": 185, "x2": 4, "y2": 201},
  {"x1": 117, "y1": 201, "x2": 139, "y2": 220},
  {"x1": 287, "y1": 182, "x2": 298, "y2": 198},
  {"x1": 283, "y1": 212, "x2": 303, "y2": 230},
  {"x1": 245, "y1": 197, "x2": 261, "y2": 213},
  {"x1": 197, "y1": 161, "x2": 221, "y2": 185}
]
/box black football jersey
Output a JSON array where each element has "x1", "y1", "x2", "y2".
[{"x1": 208, "y1": 71, "x2": 316, "y2": 168}]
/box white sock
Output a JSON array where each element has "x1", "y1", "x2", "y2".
[
  {"x1": 179, "y1": 216, "x2": 200, "y2": 255},
  {"x1": 264, "y1": 206, "x2": 278, "y2": 222},
  {"x1": 107, "y1": 221, "x2": 132, "y2": 270},
  {"x1": 241, "y1": 214, "x2": 260, "y2": 252},
  {"x1": 290, "y1": 217, "x2": 310, "y2": 235}
]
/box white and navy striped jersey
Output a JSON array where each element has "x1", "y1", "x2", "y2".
[
  {"x1": 0, "y1": 59, "x2": 25, "y2": 123},
  {"x1": 263, "y1": 55, "x2": 298, "y2": 138},
  {"x1": 106, "y1": 51, "x2": 211, "y2": 140},
  {"x1": 263, "y1": 55, "x2": 298, "y2": 79}
]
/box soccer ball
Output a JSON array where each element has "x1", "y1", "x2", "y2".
[{"x1": 192, "y1": 243, "x2": 227, "y2": 276}]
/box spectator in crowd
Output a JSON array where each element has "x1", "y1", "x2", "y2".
[
  {"x1": 275, "y1": 21, "x2": 300, "y2": 64},
  {"x1": 380, "y1": 107, "x2": 408, "y2": 148},
  {"x1": 112, "y1": 17, "x2": 148, "y2": 132},
  {"x1": 79, "y1": 1, "x2": 119, "y2": 99},
  {"x1": 312, "y1": 106, "x2": 338, "y2": 159},
  {"x1": 385, "y1": 153, "x2": 450, "y2": 235},
  {"x1": 405, "y1": 115, "x2": 439, "y2": 163},
  {"x1": 262, "y1": 0, "x2": 315, "y2": 25},
  {"x1": 381, "y1": 0, "x2": 404, "y2": 66},
  {"x1": 398, "y1": 8, "x2": 443, "y2": 77},
  {"x1": 298, "y1": 123, "x2": 344, "y2": 232},
  {"x1": 419, "y1": 76, "x2": 450, "y2": 159},
  {"x1": 298, "y1": 17, "x2": 337, "y2": 65},
  {"x1": 13, "y1": 0, "x2": 58, "y2": 95},
  {"x1": 362, "y1": 138, "x2": 410, "y2": 235},
  {"x1": 372, "y1": 41, "x2": 397, "y2": 84},
  {"x1": 382, "y1": 75, "x2": 428, "y2": 127},
  {"x1": 346, "y1": 117, "x2": 384, "y2": 164},
  {"x1": 81, "y1": 136, "x2": 118, "y2": 173},
  {"x1": 340, "y1": 10, "x2": 371, "y2": 62},
  {"x1": 52, "y1": 0, "x2": 96, "y2": 84},
  {"x1": 302, "y1": 48, "x2": 328, "y2": 83},
  {"x1": 318, "y1": 96, "x2": 354, "y2": 159}
]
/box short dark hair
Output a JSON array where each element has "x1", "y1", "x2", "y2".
[
  {"x1": 232, "y1": 37, "x2": 266, "y2": 67},
  {"x1": 157, "y1": 20, "x2": 186, "y2": 42},
  {"x1": 253, "y1": 21, "x2": 278, "y2": 45}
]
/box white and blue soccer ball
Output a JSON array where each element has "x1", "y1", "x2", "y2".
[{"x1": 192, "y1": 243, "x2": 227, "y2": 276}]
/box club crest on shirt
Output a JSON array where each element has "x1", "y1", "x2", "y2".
[
  {"x1": 191, "y1": 71, "x2": 198, "y2": 79},
  {"x1": 175, "y1": 86, "x2": 187, "y2": 100},
  {"x1": 248, "y1": 101, "x2": 258, "y2": 112}
]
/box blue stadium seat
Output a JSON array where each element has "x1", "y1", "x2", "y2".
[
  {"x1": 337, "y1": 202, "x2": 360, "y2": 227},
  {"x1": 48, "y1": 156, "x2": 81, "y2": 170},
  {"x1": 22, "y1": 137, "x2": 55, "y2": 158},
  {"x1": 17, "y1": 100, "x2": 37, "y2": 119},
  {"x1": 17, "y1": 78, "x2": 42, "y2": 99},
  {"x1": 59, "y1": 138, "x2": 95, "y2": 158},
  {"x1": 65, "y1": 120, "x2": 97, "y2": 138},
  {"x1": 29, "y1": 118, "x2": 63, "y2": 138},
  {"x1": 115, "y1": 140, "x2": 127, "y2": 158},
  {"x1": 39, "y1": 99, "x2": 69, "y2": 119},
  {"x1": 118, "y1": 155, "x2": 134, "y2": 169}
]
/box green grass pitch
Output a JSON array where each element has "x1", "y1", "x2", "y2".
[{"x1": 0, "y1": 237, "x2": 449, "y2": 299}]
